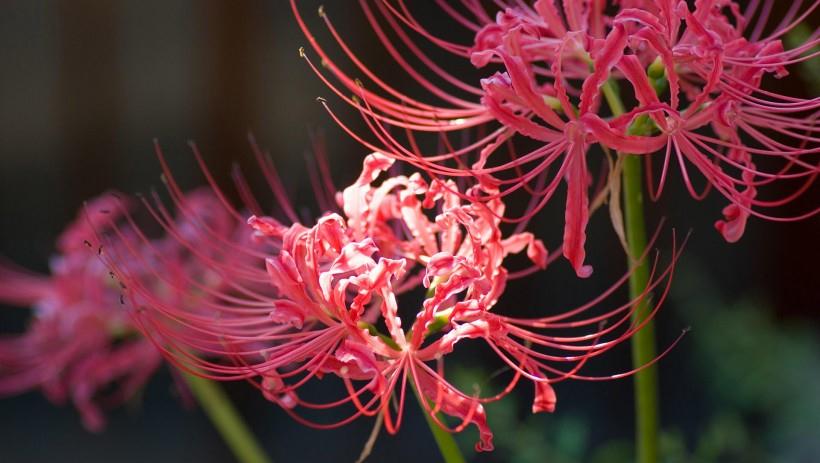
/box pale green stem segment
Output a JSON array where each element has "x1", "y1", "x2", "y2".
[
  {"x1": 415, "y1": 285, "x2": 467, "y2": 463},
  {"x1": 181, "y1": 372, "x2": 272, "y2": 463},
  {"x1": 602, "y1": 79, "x2": 659, "y2": 463},
  {"x1": 420, "y1": 400, "x2": 468, "y2": 463},
  {"x1": 412, "y1": 381, "x2": 467, "y2": 463}
]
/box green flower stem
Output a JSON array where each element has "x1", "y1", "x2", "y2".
[
  {"x1": 621, "y1": 150, "x2": 659, "y2": 463},
  {"x1": 416, "y1": 286, "x2": 467, "y2": 463},
  {"x1": 420, "y1": 402, "x2": 467, "y2": 463},
  {"x1": 413, "y1": 385, "x2": 467, "y2": 463},
  {"x1": 602, "y1": 79, "x2": 659, "y2": 463},
  {"x1": 181, "y1": 372, "x2": 272, "y2": 463}
]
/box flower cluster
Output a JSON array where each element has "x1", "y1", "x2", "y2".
[
  {"x1": 0, "y1": 187, "x2": 245, "y2": 430},
  {"x1": 294, "y1": 0, "x2": 819, "y2": 276},
  {"x1": 2, "y1": 1, "x2": 813, "y2": 456},
  {"x1": 105, "y1": 152, "x2": 680, "y2": 451}
]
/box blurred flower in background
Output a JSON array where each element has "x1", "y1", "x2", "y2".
[
  {"x1": 0, "y1": 194, "x2": 163, "y2": 431},
  {"x1": 0, "y1": 185, "x2": 254, "y2": 432}
]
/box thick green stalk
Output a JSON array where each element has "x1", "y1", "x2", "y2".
[
  {"x1": 182, "y1": 372, "x2": 272, "y2": 463},
  {"x1": 602, "y1": 80, "x2": 659, "y2": 463},
  {"x1": 622, "y1": 154, "x2": 658, "y2": 463}
]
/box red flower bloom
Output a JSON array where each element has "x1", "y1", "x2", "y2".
[
  {"x1": 0, "y1": 194, "x2": 161, "y2": 431},
  {"x1": 0, "y1": 186, "x2": 248, "y2": 431},
  {"x1": 293, "y1": 0, "x2": 819, "y2": 275},
  {"x1": 116, "y1": 152, "x2": 682, "y2": 450}
]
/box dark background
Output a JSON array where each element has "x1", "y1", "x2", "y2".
[{"x1": 0, "y1": 1, "x2": 817, "y2": 462}]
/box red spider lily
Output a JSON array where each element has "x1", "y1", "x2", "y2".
[
  {"x1": 293, "y1": 0, "x2": 819, "y2": 276},
  {"x1": 0, "y1": 187, "x2": 245, "y2": 431},
  {"x1": 0, "y1": 194, "x2": 161, "y2": 431},
  {"x1": 110, "y1": 152, "x2": 684, "y2": 451}
]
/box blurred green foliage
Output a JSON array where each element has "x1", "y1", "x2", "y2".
[
  {"x1": 786, "y1": 24, "x2": 820, "y2": 94},
  {"x1": 452, "y1": 261, "x2": 820, "y2": 462},
  {"x1": 450, "y1": 365, "x2": 588, "y2": 463},
  {"x1": 671, "y1": 262, "x2": 820, "y2": 463}
]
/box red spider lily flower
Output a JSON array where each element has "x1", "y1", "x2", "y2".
[
  {"x1": 113, "y1": 152, "x2": 683, "y2": 451},
  {"x1": 611, "y1": 0, "x2": 820, "y2": 242},
  {"x1": 0, "y1": 187, "x2": 244, "y2": 431},
  {"x1": 0, "y1": 194, "x2": 161, "y2": 431},
  {"x1": 293, "y1": 0, "x2": 819, "y2": 276}
]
